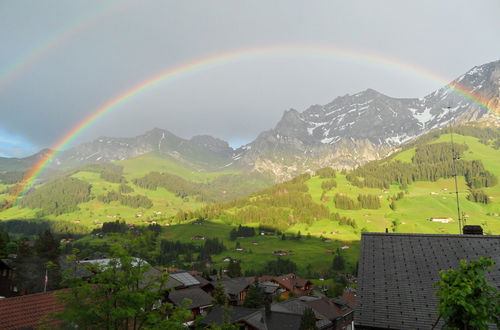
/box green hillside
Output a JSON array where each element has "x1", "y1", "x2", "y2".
[
  {"x1": 176, "y1": 128, "x2": 500, "y2": 239},
  {"x1": 0, "y1": 152, "x2": 272, "y2": 225}
]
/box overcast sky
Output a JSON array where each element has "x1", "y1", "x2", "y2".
[{"x1": 0, "y1": 0, "x2": 499, "y2": 157}]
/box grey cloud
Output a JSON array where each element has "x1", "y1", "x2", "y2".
[{"x1": 0, "y1": 0, "x2": 499, "y2": 156}]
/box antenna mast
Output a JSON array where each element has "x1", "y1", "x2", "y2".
[{"x1": 449, "y1": 110, "x2": 463, "y2": 234}]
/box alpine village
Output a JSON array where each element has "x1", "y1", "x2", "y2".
[{"x1": 0, "y1": 3, "x2": 499, "y2": 330}]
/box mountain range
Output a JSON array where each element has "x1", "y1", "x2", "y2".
[{"x1": 2, "y1": 59, "x2": 499, "y2": 180}]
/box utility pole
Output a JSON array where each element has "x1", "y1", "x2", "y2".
[{"x1": 449, "y1": 111, "x2": 463, "y2": 234}]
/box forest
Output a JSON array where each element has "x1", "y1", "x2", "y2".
[{"x1": 19, "y1": 177, "x2": 92, "y2": 216}]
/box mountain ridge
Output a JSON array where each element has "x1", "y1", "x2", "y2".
[{"x1": 2, "y1": 59, "x2": 499, "y2": 180}]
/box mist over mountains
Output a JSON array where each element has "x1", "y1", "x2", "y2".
[{"x1": 3, "y1": 59, "x2": 500, "y2": 180}]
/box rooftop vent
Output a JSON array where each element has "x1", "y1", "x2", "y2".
[{"x1": 463, "y1": 225, "x2": 483, "y2": 235}]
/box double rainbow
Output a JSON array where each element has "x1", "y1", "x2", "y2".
[{"x1": 7, "y1": 45, "x2": 496, "y2": 204}]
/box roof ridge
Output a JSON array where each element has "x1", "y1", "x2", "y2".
[
  {"x1": 361, "y1": 232, "x2": 500, "y2": 238},
  {"x1": 0, "y1": 289, "x2": 61, "y2": 302}
]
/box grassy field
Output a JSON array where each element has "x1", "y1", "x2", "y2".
[
  {"x1": 116, "y1": 152, "x2": 239, "y2": 182},
  {"x1": 161, "y1": 220, "x2": 359, "y2": 277}
]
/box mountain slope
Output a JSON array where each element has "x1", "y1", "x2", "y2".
[
  {"x1": 233, "y1": 60, "x2": 500, "y2": 179},
  {"x1": 178, "y1": 126, "x2": 500, "y2": 239}
]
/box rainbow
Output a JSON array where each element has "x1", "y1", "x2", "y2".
[
  {"x1": 0, "y1": 1, "x2": 128, "y2": 90},
  {"x1": 8, "y1": 44, "x2": 497, "y2": 203}
]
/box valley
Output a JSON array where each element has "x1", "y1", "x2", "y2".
[{"x1": 1, "y1": 127, "x2": 499, "y2": 279}]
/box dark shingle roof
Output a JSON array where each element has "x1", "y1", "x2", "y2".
[
  {"x1": 356, "y1": 233, "x2": 500, "y2": 329},
  {"x1": 306, "y1": 299, "x2": 342, "y2": 320},
  {"x1": 217, "y1": 277, "x2": 254, "y2": 296},
  {"x1": 201, "y1": 306, "x2": 261, "y2": 327},
  {"x1": 168, "y1": 287, "x2": 212, "y2": 309},
  {"x1": 261, "y1": 310, "x2": 303, "y2": 330},
  {"x1": 202, "y1": 306, "x2": 303, "y2": 330}
]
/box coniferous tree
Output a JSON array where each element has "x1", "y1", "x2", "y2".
[
  {"x1": 299, "y1": 308, "x2": 318, "y2": 330},
  {"x1": 243, "y1": 282, "x2": 265, "y2": 308},
  {"x1": 35, "y1": 230, "x2": 60, "y2": 261},
  {"x1": 227, "y1": 260, "x2": 242, "y2": 278},
  {"x1": 213, "y1": 283, "x2": 229, "y2": 306},
  {"x1": 332, "y1": 254, "x2": 345, "y2": 272}
]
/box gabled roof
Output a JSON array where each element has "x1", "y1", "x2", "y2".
[
  {"x1": 356, "y1": 233, "x2": 500, "y2": 329},
  {"x1": 201, "y1": 306, "x2": 260, "y2": 327},
  {"x1": 168, "y1": 287, "x2": 213, "y2": 309},
  {"x1": 306, "y1": 298, "x2": 343, "y2": 320},
  {"x1": 259, "y1": 273, "x2": 311, "y2": 295},
  {"x1": 201, "y1": 306, "x2": 303, "y2": 330},
  {"x1": 216, "y1": 277, "x2": 254, "y2": 296},
  {"x1": 0, "y1": 290, "x2": 64, "y2": 329},
  {"x1": 271, "y1": 297, "x2": 327, "y2": 319}
]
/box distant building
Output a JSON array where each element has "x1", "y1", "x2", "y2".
[
  {"x1": 166, "y1": 286, "x2": 213, "y2": 319},
  {"x1": 259, "y1": 273, "x2": 313, "y2": 297},
  {"x1": 215, "y1": 277, "x2": 255, "y2": 305},
  {"x1": 429, "y1": 217, "x2": 453, "y2": 223}
]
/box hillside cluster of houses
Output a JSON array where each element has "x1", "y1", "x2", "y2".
[
  {"x1": 0, "y1": 258, "x2": 355, "y2": 329},
  {"x1": 0, "y1": 226, "x2": 498, "y2": 329}
]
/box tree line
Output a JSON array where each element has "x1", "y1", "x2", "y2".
[
  {"x1": 97, "y1": 190, "x2": 153, "y2": 208},
  {"x1": 346, "y1": 142, "x2": 497, "y2": 200}
]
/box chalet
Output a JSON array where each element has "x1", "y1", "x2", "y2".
[
  {"x1": 166, "y1": 286, "x2": 213, "y2": 319},
  {"x1": 258, "y1": 280, "x2": 280, "y2": 295},
  {"x1": 191, "y1": 235, "x2": 205, "y2": 240},
  {"x1": 271, "y1": 295, "x2": 354, "y2": 329},
  {"x1": 429, "y1": 217, "x2": 453, "y2": 223},
  {"x1": 272, "y1": 250, "x2": 289, "y2": 256},
  {"x1": 259, "y1": 273, "x2": 313, "y2": 297},
  {"x1": 202, "y1": 306, "x2": 303, "y2": 330},
  {"x1": 355, "y1": 232, "x2": 499, "y2": 329},
  {"x1": 59, "y1": 238, "x2": 75, "y2": 243},
  {"x1": 216, "y1": 277, "x2": 255, "y2": 305}
]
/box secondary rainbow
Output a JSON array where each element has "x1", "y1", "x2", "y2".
[
  {"x1": 11, "y1": 44, "x2": 497, "y2": 202},
  {"x1": 0, "y1": 1, "x2": 127, "y2": 90}
]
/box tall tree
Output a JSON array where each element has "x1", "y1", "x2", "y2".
[
  {"x1": 54, "y1": 248, "x2": 191, "y2": 329},
  {"x1": 243, "y1": 283, "x2": 265, "y2": 308},
  {"x1": 212, "y1": 283, "x2": 229, "y2": 306},
  {"x1": 35, "y1": 230, "x2": 60, "y2": 261},
  {"x1": 332, "y1": 253, "x2": 345, "y2": 272},
  {"x1": 434, "y1": 257, "x2": 500, "y2": 329},
  {"x1": 227, "y1": 260, "x2": 242, "y2": 278},
  {"x1": 299, "y1": 307, "x2": 318, "y2": 330}
]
